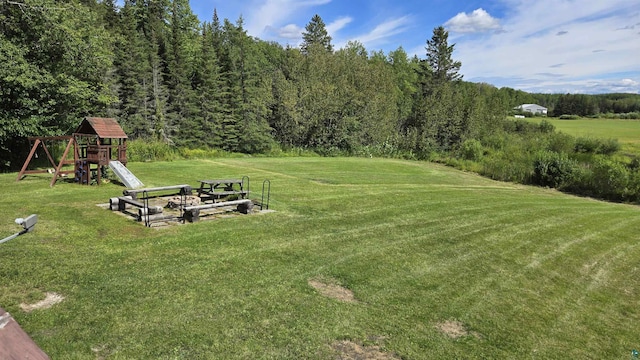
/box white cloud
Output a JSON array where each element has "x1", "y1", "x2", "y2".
[
  {"x1": 337, "y1": 16, "x2": 412, "y2": 50},
  {"x1": 245, "y1": 0, "x2": 331, "y2": 38},
  {"x1": 620, "y1": 78, "x2": 639, "y2": 87},
  {"x1": 445, "y1": 8, "x2": 501, "y2": 33},
  {"x1": 277, "y1": 24, "x2": 304, "y2": 39},
  {"x1": 269, "y1": 16, "x2": 352, "y2": 47},
  {"x1": 515, "y1": 78, "x2": 640, "y2": 94},
  {"x1": 454, "y1": 0, "x2": 640, "y2": 93},
  {"x1": 326, "y1": 16, "x2": 353, "y2": 36}
]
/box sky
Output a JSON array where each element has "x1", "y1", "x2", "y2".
[{"x1": 188, "y1": 0, "x2": 640, "y2": 94}]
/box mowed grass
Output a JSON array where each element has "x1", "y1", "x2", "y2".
[
  {"x1": 528, "y1": 116, "x2": 640, "y2": 155},
  {"x1": 1, "y1": 157, "x2": 640, "y2": 359}
]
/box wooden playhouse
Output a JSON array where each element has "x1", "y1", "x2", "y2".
[{"x1": 17, "y1": 117, "x2": 129, "y2": 186}]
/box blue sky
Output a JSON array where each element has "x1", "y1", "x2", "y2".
[{"x1": 188, "y1": 0, "x2": 640, "y2": 94}]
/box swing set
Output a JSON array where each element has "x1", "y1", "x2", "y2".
[{"x1": 16, "y1": 117, "x2": 128, "y2": 187}]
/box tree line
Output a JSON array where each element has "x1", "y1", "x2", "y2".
[
  {"x1": 1, "y1": 0, "x2": 639, "y2": 174},
  {"x1": 0, "y1": 0, "x2": 482, "y2": 168}
]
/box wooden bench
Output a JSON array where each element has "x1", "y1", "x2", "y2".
[
  {"x1": 183, "y1": 199, "x2": 253, "y2": 222},
  {"x1": 197, "y1": 179, "x2": 248, "y2": 203}
]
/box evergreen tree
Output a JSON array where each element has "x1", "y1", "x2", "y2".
[
  {"x1": 405, "y1": 26, "x2": 466, "y2": 154},
  {"x1": 115, "y1": 0, "x2": 154, "y2": 138},
  {"x1": 301, "y1": 14, "x2": 333, "y2": 54},
  {"x1": 189, "y1": 22, "x2": 224, "y2": 148},
  {"x1": 425, "y1": 26, "x2": 462, "y2": 84},
  {"x1": 166, "y1": 0, "x2": 200, "y2": 146}
]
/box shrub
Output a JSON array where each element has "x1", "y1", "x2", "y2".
[
  {"x1": 559, "y1": 114, "x2": 581, "y2": 120},
  {"x1": 481, "y1": 155, "x2": 532, "y2": 183},
  {"x1": 459, "y1": 139, "x2": 484, "y2": 161},
  {"x1": 531, "y1": 151, "x2": 577, "y2": 188},
  {"x1": 559, "y1": 164, "x2": 592, "y2": 195},
  {"x1": 596, "y1": 138, "x2": 620, "y2": 155},
  {"x1": 590, "y1": 156, "x2": 631, "y2": 202},
  {"x1": 574, "y1": 137, "x2": 620, "y2": 155},
  {"x1": 481, "y1": 132, "x2": 508, "y2": 151},
  {"x1": 538, "y1": 119, "x2": 555, "y2": 133},
  {"x1": 629, "y1": 157, "x2": 640, "y2": 171},
  {"x1": 547, "y1": 132, "x2": 575, "y2": 154},
  {"x1": 513, "y1": 119, "x2": 539, "y2": 133},
  {"x1": 574, "y1": 137, "x2": 601, "y2": 154}
]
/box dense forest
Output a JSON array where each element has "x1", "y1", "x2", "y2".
[
  {"x1": 2, "y1": 0, "x2": 640, "y2": 203},
  {"x1": 0, "y1": 0, "x2": 503, "y2": 165}
]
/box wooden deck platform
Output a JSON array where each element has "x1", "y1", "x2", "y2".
[{"x1": 0, "y1": 307, "x2": 50, "y2": 360}]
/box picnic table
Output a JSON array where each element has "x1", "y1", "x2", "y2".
[{"x1": 197, "y1": 178, "x2": 249, "y2": 203}]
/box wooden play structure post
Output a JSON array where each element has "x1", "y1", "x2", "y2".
[
  {"x1": 16, "y1": 136, "x2": 78, "y2": 187},
  {"x1": 16, "y1": 117, "x2": 129, "y2": 187},
  {"x1": 73, "y1": 117, "x2": 128, "y2": 186}
]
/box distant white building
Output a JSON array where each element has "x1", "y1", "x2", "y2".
[{"x1": 515, "y1": 104, "x2": 548, "y2": 115}]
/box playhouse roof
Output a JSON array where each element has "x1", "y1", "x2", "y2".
[{"x1": 75, "y1": 117, "x2": 128, "y2": 139}]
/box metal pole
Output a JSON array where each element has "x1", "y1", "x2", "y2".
[
  {"x1": 0, "y1": 229, "x2": 28, "y2": 245},
  {"x1": 0, "y1": 215, "x2": 37, "y2": 245}
]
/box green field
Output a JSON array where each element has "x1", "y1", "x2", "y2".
[
  {"x1": 528, "y1": 117, "x2": 640, "y2": 155},
  {"x1": 2, "y1": 158, "x2": 640, "y2": 359}
]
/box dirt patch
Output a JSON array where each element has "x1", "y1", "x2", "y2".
[
  {"x1": 331, "y1": 340, "x2": 399, "y2": 360},
  {"x1": 20, "y1": 292, "x2": 64, "y2": 312},
  {"x1": 435, "y1": 320, "x2": 481, "y2": 339},
  {"x1": 308, "y1": 278, "x2": 356, "y2": 303},
  {"x1": 91, "y1": 344, "x2": 112, "y2": 360}
]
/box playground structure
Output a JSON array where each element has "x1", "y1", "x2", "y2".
[
  {"x1": 108, "y1": 177, "x2": 271, "y2": 227},
  {"x1": 16, "y1": 117, "x2": 137, "y2": 187}
]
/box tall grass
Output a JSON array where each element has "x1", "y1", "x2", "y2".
[{"x1": 126, "y1": 139, "x2": 179, "y2": 162}]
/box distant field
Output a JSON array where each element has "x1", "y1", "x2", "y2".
[
  {"x1": 1, "y1": 157, "x2": 640, "y2": 359},
  {"x1": 527, "y1": 116, "x2": 640, "y2": 155}
]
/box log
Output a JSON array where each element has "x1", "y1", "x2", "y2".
[
  {"x1": 117, "y1": 196, "x2": 143, "y2": 211},
  {"x1": 109, "y1": 197, "x2": 120, "y2": 211},
  {"x1": 237, "y1": 201, "x2": 254, "y2": 214},
  {"x1": 184, "y1": 199, "x2": 252, "y2": 212},
  {"x1": 139, "y1": 213, "x2": 178, "y2": 223},
  {"x1": 184, "y1": 199, "x2": 253, "y2": 222},
  {"x1": 123, "y1": 184, "x2": 192, "y2": 199},
  {"x1": 138, "y1": 206, "x2": 164, "y2": 217}
]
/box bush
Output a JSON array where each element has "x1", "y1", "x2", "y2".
[
  {"x1": 596, "y1": 138, "x2": 620, "y2": 155},
  {"x1": 481, "y1": 155, "x2": 532, "y2": 183},
  {"x1": 574, "y1": 137, "x2": 601, "y2": 154},
  {"x1": 559, "y1": 114, "x2": 581, "y2": 120},
  {"x1": 459, "y1": 139, "x2": 484, "y2": 161},
  {"x1": 629, "y1": 157, "x2": 640, "y2": 171},
  {"x1": 590, "y1": 156, "x2": 631, "y2": 202},
  {"x1": 547, "y1": 132, "x2": 575, "y2": 154},
  {"x1": 538, "y1": 119, "x2": 555, "y2": 133},
  {"x1": 513, "y1": 119, "x2": 540, "y2": 133},
  {"x1": 531, "y1": 151, "x2": 577, "y2": 188},
  {"x1": 574, "y1": 137, "x2": 620, "y2": 155},
  {"x1": 481, "y1": 132, "x2": 507, "y2": 151}
]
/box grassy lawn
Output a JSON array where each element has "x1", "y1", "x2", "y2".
[
  {"x1": 1, "y1": 157, "x2": 640, "y2": 359},
  {"x1": 527, "y1": 116, "x2": 640, "y2": 155}
]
